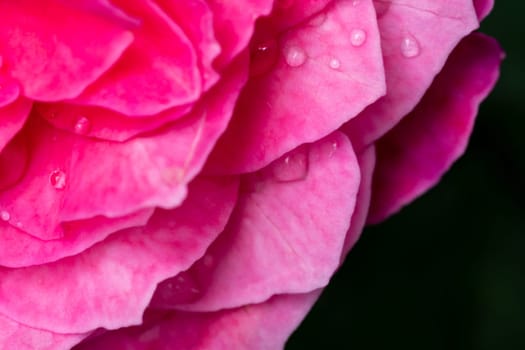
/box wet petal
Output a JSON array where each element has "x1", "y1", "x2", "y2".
[
  {"x1": 171, "y1": 132, "x2": 360, "y2": 312},
  {"x1": 207, "y1": 0, "x2": 385, "y2": 174},
  {"x1": 0, "y1": 177, "x2": 238, "y2": 334},
  {"x1": 368, "y1": 33, "x2": 503, "y2": 223},
  {"x1": 342, "y1": 0, "x2": 479, "y2": 150},
  {"x1": 0, "y1": 57, "x2": 247, "y2": 240}
]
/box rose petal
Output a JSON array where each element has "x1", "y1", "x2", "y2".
[
  {"x1": 0, "y1": 0, "x2": 133, "y2": 101},
  {"x1": 368, "y1": 33, "x2": 503, "y2": 223},
  {"x1": 169, "y1": 132, "x2": 360, "y2": 312},
  {"x1": 0, "y1": 209, "x2": 153, "y2": 268},
  {"x1": 0, "y1": 314, "x2": 87, "y2": 350},
  {"x1": 73, "y1": 291, "x2": 322, "y2": 350},
  {"x1": 0, "y1": 176, "x2": 239, "y2": 334},
  {"x1": 473, "y1": 0, "x2": 494, "y2": 20},
  {"x1": 206, "y1": 0, "x2": 274, "y2": 70},
  {"x1": 0, "y1": 98, "x2": 32, "y2": 152},
  {"x1": 0, "y1": 74, "x2": 20, "y2": 108},
  {"x1": 156, "y1": 0, "x2": 221, "y2": 90},
  {"x1": 341, "y1": 145, "x2": 376, "y2": 259},
  {"x1": 71, "y1": 0, "x2": 200, "y2": 116},
  {"x1": 0, "y1": 56, "x2": 247, "y2": 240},
  {"x1": 206, "y1": 0, "x2": 385, "y2": 174},
  {"x1": 36, "y1": 102, "x2": 192, "y2": 142},
  {"x1": 342, "y1": 0, "x2": 479, "y2": 150}
]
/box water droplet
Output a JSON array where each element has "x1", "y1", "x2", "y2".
[
  {"x1": 73, "y1": 116, "x2": 91, "y2": 135},
  {"x1": 284, "y1": 46, "x2": 307, "y2": 68},
  {"x1": 350, "y1": 29, "x2": 367, "y2": 47},
  {"x1": 352, "y1": 0, "x2": 360, "y2": 7},
  {"x1": 272, "y1": 147, "x2": 309, "y2": 182},
  {"x1": 329, "y1": 57, "x2": 341, "y2": 70},
  {"x1": 49, "y1": 169, "x2": 67, "y2": 190},
  {"x1": 309, "y1": 12, "x2": 327, "y2": 26},
  {"x1": 250, "y1": 39, "x2": 279, "y2": 77},
  {"x1": 400, "y1": 35, "x2": 421, "y2": 58},
  {"x1": 1, "y1": 210, "x2": 10, "y2": 221}
]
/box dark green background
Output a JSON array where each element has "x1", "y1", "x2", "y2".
[{"x1": 288, "y1": 2, "x2": 525, "y2": 349}]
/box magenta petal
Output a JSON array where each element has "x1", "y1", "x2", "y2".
[
  {"x1": 171, "y1": 132, "x2": 360, "y2": 312},
  {"x1": 0, "y1": 74, "x2": 20, "y2": 108},
  {"x1": 206, "y1": 0, "x2": 273, "y2": 70},
  {"x1": 0, "y1": 314, "x2": 88, "y2": 350},
  {"x1": 0, "y1": 1, "x2": 133, "y2": 101},
  {"x1": 35, "y1": 102, "x2": 191, "y2": 142},
  {"x1": 473, "y1": 0, "x2": 494, "y2": 20},
  {"x1": 342, "y1": 0, "x2": 479, "y2": 150},
  {"x1": 72, "y1": 0, "x2": 200, "y2": 116},
  {"x1": 0, "y1": 177, "x2": 238, "y2": 333},
  {"x1": 206, "y1": 0, "x2": 385, "y2": 174},
  {"x1": 156, "y1": 0, "x2": 221, "y2": 90},
  {"x1": 368, "y1": 33, "x2": 503, "y2": 224},
  {"x1": 74, "y1": 291, "x2": 322, "y2": 350},
  {"x1": 0, "y1": 57, "x2": 247, "y2": 240},
  {"x1": 0, "y1": 98, "x2": 32, "y2": 152},
  {"x1": 0, "y1": 209, "x2": 153, "y2": 268},
  {"x1": 341, "y1": 145, "x2": 376, "y2": 259}
]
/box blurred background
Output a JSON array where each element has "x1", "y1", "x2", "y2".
[{"x1": 288, "y1": 2, "x2": 525, "y2": 349}]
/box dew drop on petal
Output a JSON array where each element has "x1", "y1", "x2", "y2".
[
  {"x1": 1, "y1": 210, "x2": 10, "y2": 221},
  {"x1": 272, "y1": 147, "x2": 309, "y2": 182},
  {"x1": 350, "y1": 29, "x2": 367, "y2": 47},
  {"x1": 73, "y1": 116, "x2": 91, "y2": 135},
  {"x1": 284, "y1": 46, "x2": 307, "y2": 67},
  {"x1": 250, "y1": 39, "x2": 279, "y2": 77},
  {"x1": 401, "y1": 35, "x2": 421, "y2": 58},
  {"x1": 352, "y1": 0, "x2": 360, "y2": 7},
  {"x1": 49, "y1": 169, "x2": 67, "y2": 190},
  {"x1": 329, "y1": 57, "x2": 341, "y2": 70}
]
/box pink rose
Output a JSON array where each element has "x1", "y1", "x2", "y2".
[{"x1": 0, "y1": 0, "x2": 502, "y2": 349}]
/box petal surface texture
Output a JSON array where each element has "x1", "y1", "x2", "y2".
[
  {"x1": 0, "y1": 177, "x2": 238, "y2": 333},
  {"x1": 206, "y1": 0, "x2": 385, "y2": 174},
  {"x1": 0, "y1": 0, "x2": 133, "y2": 101},
  {"x1": 342, "y1": 0, "x2": 480, "y2": 150},
  {"x1": 160, "y1": 132, "x2": 360, "y2": 312},
  {"x1": 368, "y1": 33, "x2": 503, "y2": 223}
]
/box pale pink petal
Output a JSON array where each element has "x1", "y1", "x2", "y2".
[
  {"x1": 368, "y1": 33, "x2": 503, "y2": 223},
  {"x1": 0, "y1": 314, "x2": 88, "y2": 350},
  {"x1": 0, "y1": 177, "x2": 238, "y2": 334},
  {"x1": 71, "y1": 0, "x2": 200, "y2": 116},
  {"x1": 74, "y1": 291, "x2": 322, "y2": 350},
  {"x1": 0, "y1": 57, "x2": 247, "y2": 240},
  {"x1": 164, "y1": 132, "x2": 360, "y2": 312},
  {"x1": 0, "y1": 209, "x2": 153, "y2": 268},
  {"x1": 0, "y1": 0, "x2": 133, "y2": 101},
  {"x1": 206, "y1": 0, "x2": 385, "y2": 174},
  {"x1": 342, "y1": 0, "x2": 479, "y2": 150}
]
